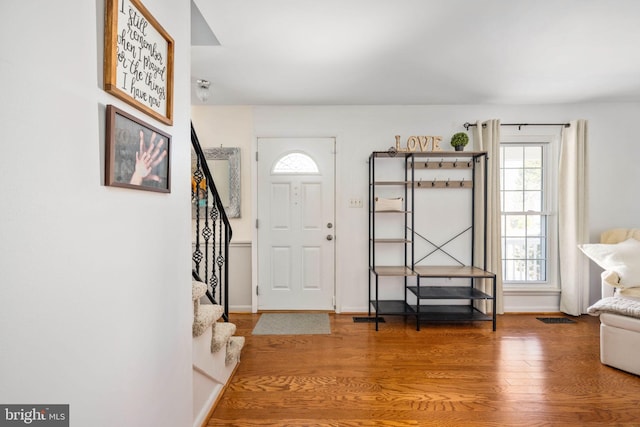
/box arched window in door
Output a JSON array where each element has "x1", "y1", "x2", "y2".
[{"x1": 272, "y1": 152, "x2": 319, "y2": 174}]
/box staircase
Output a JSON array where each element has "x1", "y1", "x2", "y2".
[
  {"x1": 192, "y1": 279, "x2": 245, "y2": 426},
  {"x1": 191, "y1": 122, "x2": 244, "y2": 426}
]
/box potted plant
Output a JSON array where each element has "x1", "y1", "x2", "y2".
[{"x1": 450, "y1": 132, "x2": 469, "y2": 151}]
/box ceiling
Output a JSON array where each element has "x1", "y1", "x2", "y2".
[{"x1": 191, "y1": 0, "x2": 640, "y2": 106}]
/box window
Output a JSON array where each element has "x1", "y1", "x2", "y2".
[
  {"x1": 500, "y1": 137, "x2": 557, "y2": 287},
  {"x1": 272, "y1": 152, "x2": 319, "y2": 174}
]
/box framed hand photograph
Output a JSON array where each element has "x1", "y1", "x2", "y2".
[{"x1": 105, "y1": 104, "x2": 171, "y2": 193}]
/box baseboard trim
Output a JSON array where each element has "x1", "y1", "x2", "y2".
[
  {"x1": 199, "y1": 362, "x2": 241, "y2": 427},
  {"x1": 340, "y1": 306, "x2": 369, "y2": 313},
  {"x1": 229, "y1": 305, "x2": 252, "y2": 313}
]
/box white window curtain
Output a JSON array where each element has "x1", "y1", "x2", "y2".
[
  {"x1": 559, "y1": 120, "x2": 589, "y2": 316},
  {"x1": 473, "y1": 120, "x2": 504, "y2": 314}
]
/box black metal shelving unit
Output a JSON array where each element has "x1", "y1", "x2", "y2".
[{"x1": 368, "y1": 151, "x2": 496, "y2": 331}]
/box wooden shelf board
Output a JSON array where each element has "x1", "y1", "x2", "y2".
[
  {"x1": 409, "y1": 151, "x2": 487, "y2": 158},
  {"x1": 371, "y1": 181, "x2": 409, "y2": 185},
  {"x1": 370, "y1": 266, "x2": 416, "y2": 276},
  {"x1": 370, "y1": 151, "x2": 487, "y2": 158},
  {"x1": 412, "y1": 265, "x2": 496, "y2": 278},
  {"x1": 371, "y1": 238, "x2": 412, "y2": 243}
]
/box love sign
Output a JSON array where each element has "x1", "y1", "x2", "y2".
[{"x1": 394, "y1": 135, "x2": 443, "y2": 153}]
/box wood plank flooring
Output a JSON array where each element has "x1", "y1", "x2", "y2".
[{"x1": 207, "y1": 313, "x2": 640, "y2": 426}]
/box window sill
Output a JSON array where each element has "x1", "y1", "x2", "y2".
[{"x1": 503, "y1": 286, "x2": 561, "y2": 296}]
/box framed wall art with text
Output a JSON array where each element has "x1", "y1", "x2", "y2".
[{"x1": 104, "y1": 0, "x2": 174, "y2": 125}]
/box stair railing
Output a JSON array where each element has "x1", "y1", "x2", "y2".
[{"x1": 191, "y1": 122, "x2": 232, "y2": 322}]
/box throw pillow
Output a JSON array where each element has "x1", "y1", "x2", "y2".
[
  {"x1": 579, "y1": 238, "x2": 640, "y2": 289},
  {"x1": 619, "y1": 286, "x2": 640, "y2": 301}
]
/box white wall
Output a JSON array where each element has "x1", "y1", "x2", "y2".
[
  {"x1": 0, "y1": 1, "x2": 193, "y2": 426},
  {"x1": 191, "y1": 106, "x2": 254, "y2": 243},
  {"x1": 193, "y1": 104, "x2": 640, "y2": 313}
]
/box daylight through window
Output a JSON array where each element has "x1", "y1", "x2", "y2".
[
  {"x1": 272, "y1": 152, "x2": 319, "y2": 174},
  {"x1": 500, "y1": 144, "x2": 548, "y2": 283}
]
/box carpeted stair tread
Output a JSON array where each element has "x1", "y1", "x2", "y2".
[
  {"x1": 211, "y1": 322, "x2": 236, "y2": 353},
  {"x1": 192, "y1": 281, "x2": 208, "y2": 319},
  {"x1": 192, "y1": 281, "x2": 207, "y2": 301},
  {"x1": 193, "y1": 304, "x2": 225, "y2": 337},
  {"x1": 225, "y1": 336, "x2": 245, "y2": 366}
]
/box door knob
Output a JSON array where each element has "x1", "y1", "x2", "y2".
[
  {"x1": 327, "y1": 222, "x2": 333, "y2": 229},
  {"x1": 326, "y1": 235, "x2": 333, "y2": 241}
]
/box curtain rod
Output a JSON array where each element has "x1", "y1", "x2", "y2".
[{"x1": 463, "y1": 122, "x2": 570, "y2": 131}]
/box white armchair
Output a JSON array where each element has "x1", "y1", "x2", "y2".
[{"x1": 586, "y1": 228, "x2": 640, "y2": 375}]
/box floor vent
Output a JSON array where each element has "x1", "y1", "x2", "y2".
[
  {"x1": 537, "y1": 317, "x2": 576, "y2": 324},
  {"x1": 353, "y1": 316, "x2": 385, "y2": 323}
]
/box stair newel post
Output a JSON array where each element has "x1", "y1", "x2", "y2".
[{"x1": 223, "y1": 221, "x2": 230, "y2": 321}]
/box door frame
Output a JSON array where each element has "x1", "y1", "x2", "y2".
[{"x1": 251, "y1": 136, "x2": 337, "y2": 313}]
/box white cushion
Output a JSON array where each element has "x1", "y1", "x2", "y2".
[
  {"x1": 601, "y1": 312, "x2": 640, "y2": 331},
  {"x1": 579, "y1": 238, "x2": 640, "y2": 289},
  {"x1": 619, "y1": 287, "x2": 640, "y2": 302}
]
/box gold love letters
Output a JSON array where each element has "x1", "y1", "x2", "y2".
[{"x1": 395, "y1": 136, "x2": 442, "y2": 152}]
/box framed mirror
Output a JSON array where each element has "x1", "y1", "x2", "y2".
[{"x1": 192, "y1": 147, "x2": 241, "y2": 218}]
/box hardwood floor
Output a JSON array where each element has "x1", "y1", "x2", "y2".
[{"x1": 207, "y1": 313, "x2": 640, "y2": 426}]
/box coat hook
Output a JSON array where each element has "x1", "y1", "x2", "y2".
[
  {"x1": 446, "y1": 178, "x2": 450, "y2": 187},
  {"x1": 439, "y1": 160, "x2": 443, "y2": 168},
  {"x1": 460, "y1": 178, "x2": 465, "y2": 187},
  {"x1": 431, "y1": 179, "x2": 436, "y2": 187},
  {"x1": 425, "y1": 159, "x2": 429, "y2": 168},
  {"x1": 453, "y1": 159, "x2": 458, "y2": 168}
]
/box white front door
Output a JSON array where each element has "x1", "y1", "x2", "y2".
[{"x1": 257, "y1": 138, "x2": 335, "y2": 310}]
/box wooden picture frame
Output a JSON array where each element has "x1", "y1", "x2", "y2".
[
  {"x1": 104, "y1": 0, "x2": 174, "y2": 125},
  {"x1": 106, "y1": 105, "x2": 171, "y2": 193}
]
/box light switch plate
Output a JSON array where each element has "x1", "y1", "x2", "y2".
[{"x1": 348, "y1": 198, "x2": 363, "y2": 208}]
